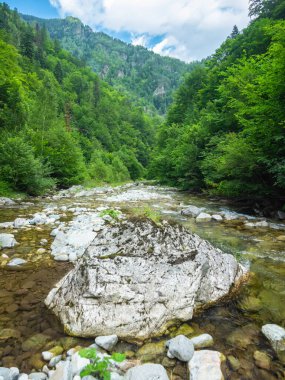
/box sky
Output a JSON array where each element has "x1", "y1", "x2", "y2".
[{"x1": 5, "y1": 0, "x2": 250, "y2": 62}]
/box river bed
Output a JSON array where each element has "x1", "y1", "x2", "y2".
[{"x1": 0, "y1": 184, "x2": 284, "y2": 379}]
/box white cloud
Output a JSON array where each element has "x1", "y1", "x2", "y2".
[{"x1": 49, "y1": 0, "x2": 250, "y2": 61}]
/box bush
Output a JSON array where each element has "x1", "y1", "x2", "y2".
[{"x1": 0, "y1": 135, "x2": 54, "y2": 195}]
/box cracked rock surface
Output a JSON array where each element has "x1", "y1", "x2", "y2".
[{"x1": 45, "y1": 219, "x2": 246, "y2": 341}]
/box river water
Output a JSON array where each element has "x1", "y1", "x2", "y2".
[{"x1": 0, "y1": 184, "x2": 284, "y2": 379}]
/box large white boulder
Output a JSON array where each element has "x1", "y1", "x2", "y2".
[{"x1": 46, "y1": 220, "x2": 246, "y2": 341}]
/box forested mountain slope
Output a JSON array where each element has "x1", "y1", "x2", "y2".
[
  {"x1": 22, "y1": 14, "x2": 195, "y2": 114},
  {"x1": 150, "y1": 0, "x2": 285, "y2": 202},
  {"x1": 0, "y1": 3, "x2": 156, "y2": 196}
]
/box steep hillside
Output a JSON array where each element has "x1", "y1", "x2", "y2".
[
  {"x1": 23, "y1": 14, "x2": 195, "y2": 114},
  {"x1": 0, "y1": 3, "x2": 156, "y2": 195}
]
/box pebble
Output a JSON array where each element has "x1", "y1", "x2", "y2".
[
  {"x1": 7, "y1": 258, "x2": 27, "y2": 267},
  {"x1": 167, "y1": 335, "x2": 194, "y2": 362},
  {"x1": 190, "y1": 333, "x2": 214, "y2": 348},
  {"x1": 95, "y1": 335, "x2": 118, "y2": 351}
]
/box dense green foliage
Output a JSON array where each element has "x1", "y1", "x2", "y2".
[
  {"x1": 79, "y1": 348, "x2": 125, "y2": 380},
  {"x1": 0, "y1": 3, "x2": 156, "y2": 195},
  {"x1": 150, "y1": 0, "x2": 285, "y2": 199},
  {"x1": 22, "y1": 14, "x2": 195, "y2": 115}
]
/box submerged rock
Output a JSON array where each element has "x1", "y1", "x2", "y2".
[
  {"x1": 46, "y1": 219, "x2": 246, "y2": 341},
  {"x1": 0, "y1": 234, "x2": 17, "y2": 249},
  {"x1": 190, "y1": 333, "x2": 214, "y2": 348},
  {"x1": 181, "y1": 205, "x2": 205, "y2": 217},
  {"x1": 261, "y1": 324, "x2": 285, "y2": 363}
]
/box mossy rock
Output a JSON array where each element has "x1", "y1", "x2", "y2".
[
  {"x1": 60, "y1": 336, "x2": 82, "y2": 350},
  {"x1": 0, "y1": 328, "x2": 21, "y2": 341},
  {"x1": 49, "y1": 345, "x2": 64, "y2": 356},
  {"x1": 136, "y1": 340, "x2": 167, "y2": 362},
  {"x1": 169, "y1": 323, "x2": 195, "y2": 338},
  {"x1": 29, "y1": 353, "x2": 45, "y2": 370},
  {"x1": 22, "y1": 333, "x2": 50, "y2": 352}
]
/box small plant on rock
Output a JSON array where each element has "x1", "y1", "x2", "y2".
[
  {"x1": 79, "y1": 347, "x2": 125, "y2": 380},
  {"x1": 99, "y1": 209, "x2": 121, "y2": 220}
]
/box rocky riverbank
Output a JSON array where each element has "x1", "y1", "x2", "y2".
[{"x1": 0, "y1": 183, "x2": 285, "y2": 379}]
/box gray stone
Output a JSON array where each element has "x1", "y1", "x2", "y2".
[
  {"x1": 0, "y1": 222, "x2": 14, "y2": 229},
  {"x1": 0, "y1": 234, "x2": 17, "y2": 249},
  {"x1": 29, "y1": 214, "x2": 47, "y2": 225},
  {"x1": 71, "y1": 352, "x2": 90, "y2": 376},
  {"x1": 49, "y1": 355, "x2": 62, "y2": 367},
  {"x1": 261, "y1": 324, "x2": 285, "y2": 363},
  {"x1": 167, "y1": 335, "x2": 194, "y2": 362},
  {"x1": 10, "y1": 368, "x2": 19, "y2": 380},
  {"x1": 28, "y1": 373, "x2": 47, "y2": 380},
  {"x1": 124, "y1": 364, "x2": 169, "y2": 380},
  {"x1": 49, "y1": 361, "x2": 72, "y2": 380},
  {"x1": 45, "y1": 220, "x2": 247, "y2": 341},
  {"x1": 196, "y1": 213, "x2": 212, "y2": 222},
  {"x1": 188, "y1": 350, "x2": 225, "y2": 380},
  {"x1": 277, "y1": 210, "x2": 285, "y2": 220},
  {"x1": 0, "y1": 368, "x2": 12, "y2": 380},
  {"x1": 42, "y1": 351, "x2": 53, "y2": 361},
  {"x1": 7, "y1": 258, "x2": 27, "y2": 267},
  {"x1": 18, "y1": 375, "x2": 28, "y2": 380},
  {"x1": 212, "y1": 215, "x2": 223, "y2": 222},
  {"x1": 95, "y1": 335, "x2": 118, "y2": 351},
  {"x1": 190, "y1": 334, "x2": 214, "y2": 348},
  {"x1": 110, "y1": 374, "x2": 123, "y2": 380},
  {"x1": 54, "y1": 255, "x2": 69, "y2": 262},
  {"x1": 181, "y1": 206, "x2": 205, "y2": 217},
  {"x1": 0, "y1": 197, "x2": 15, "y2": 206},
  {"x1": 14, "y1": 218, "x2": 29, "y2": 228}
]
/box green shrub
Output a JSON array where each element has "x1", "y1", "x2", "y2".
[{"x1": 79, "y1": 348, "x2": 125, "y2": 380}]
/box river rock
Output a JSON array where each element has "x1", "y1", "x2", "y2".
[
  {"x1": 196, "y1": 213, "x2": 212, "y2": 222},
  {"x1": 0, "y1": 197, "x2": 15, "y2": 206},
  {"x1": 18, "y1": 375, "x2": 28, "y2": 380},
  {"x1": 190, "y1": 333, "x2": 214, "y2": 348},
  {"x1": 0, "y1": 368, "x2": 12, "y2": 380},
  {"x1": 261, "y1": 324, "x2": 285, "y2": 363},
  {"x1": 49, "y1": 361, "x2": 72, "y2": 380},
  {"x1": 188, "y1": 350, "x2": 225, "y2": 380},
  {"x1": 45, "y1": 219, "x2": 246, "y2": 341},
  {"x1": 212, "y1": 215, "x2": 223, "y2": 222},
  {"x1": 95, "y1": 335, "x2": 118, "y2": 351},
  {"x1": 253, "y1": 350, "x2": 271, "y2": 370},
  {"x1": 7, "y1": 258, "x2": 27, "y2": 267},
  {"x1": 124, "y1": 364, "x2": 169, "y2": 380},
  {"x1": 71, "y1": 352, "x2": 90, "y2": 376},
  {"x1": 181, "y1": 206, "x2": 205, "y2": 217},
  {"x1": 13, "y1": 218, "x2": 30, "y2": 228},
  {"x1": 167, "y1": 335, "x2": 194, "y2": 362},
  {"x1": 28, "y1": 373, "x2": 47, "y2": 380},
  {"x1": 0, "y1": 234, "x2": 17, "y2": 249}
]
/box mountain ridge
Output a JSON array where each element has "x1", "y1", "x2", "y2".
[{"x1": 22, "y1": 14, "x2": 197, "y2": 114}]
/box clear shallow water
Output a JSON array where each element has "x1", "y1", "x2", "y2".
[{"x1": 0, "y1": 184, "x2": 284, "y2": 378}]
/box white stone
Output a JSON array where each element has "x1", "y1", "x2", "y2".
[
  {"x1": 54, "y1": 255, "x2": 69, "y2": 262},
  {"x1": 167, "y1": 335, "x2": 194, "y2": 362},
  {"x1": 188, "y1": 350, "x2": 224, "y2": 380},
  {"x1": 71, "y1": 352, "x2": 90, "y2": 376},
  {"x1": 49, "y1": 355, "x2": 62, "y2": 367},
  {"x1": 18, "y1": 375, "x2": 29, "y2": 380},
  {"x1": 49, "y1": 361, "x2": 72, "y2": 380},
  {"x1": 95, "y1": 335, "x2": 118, "y2": 351},
  {"x1": 13, "y1": 218, "x2": 29, "y2": 228},
  {"x1": 212, "y1": 215, "x2": 223, "y2": 222},
  {"x1": 42, "y1": 351, "x2": 54, "y2": 361},
  {"x1": 196, "y1": 213, "x2": 212, "y2": 222},
  {"x1": 0, "y1": 233, "x2": 17, "y2": 248},
  {"x1": 7, "y1": 258, "x2": 27, "y2": 267},
  {"x1": 10, "y1": 367, "x2": 19, "y2": 380},
  {"x1": 190, "y1": 334, "x2": 214, "y2": 348},
  {"x1": 45, "y1": 220, "x2": 246, "y2": 341},
  {"x1": 124, "y1": 364, "x2": 169, "y2": 380},
  {"x1": 261, "y1": 324, "x2": 285, "y2": 363},
  {"x1": 181, "y1": 206, "x2": 205, "y2": 217}
]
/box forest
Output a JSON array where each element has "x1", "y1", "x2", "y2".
[
  {"x1": 0, "y1": 2, "x2": 157, "y2": 196},
  {"x1": 0, "y1": 0, "x2": 285, "y2": 203},
  {"x1": 150, "y1": 0, "x2": 285, "y2": 201}
]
